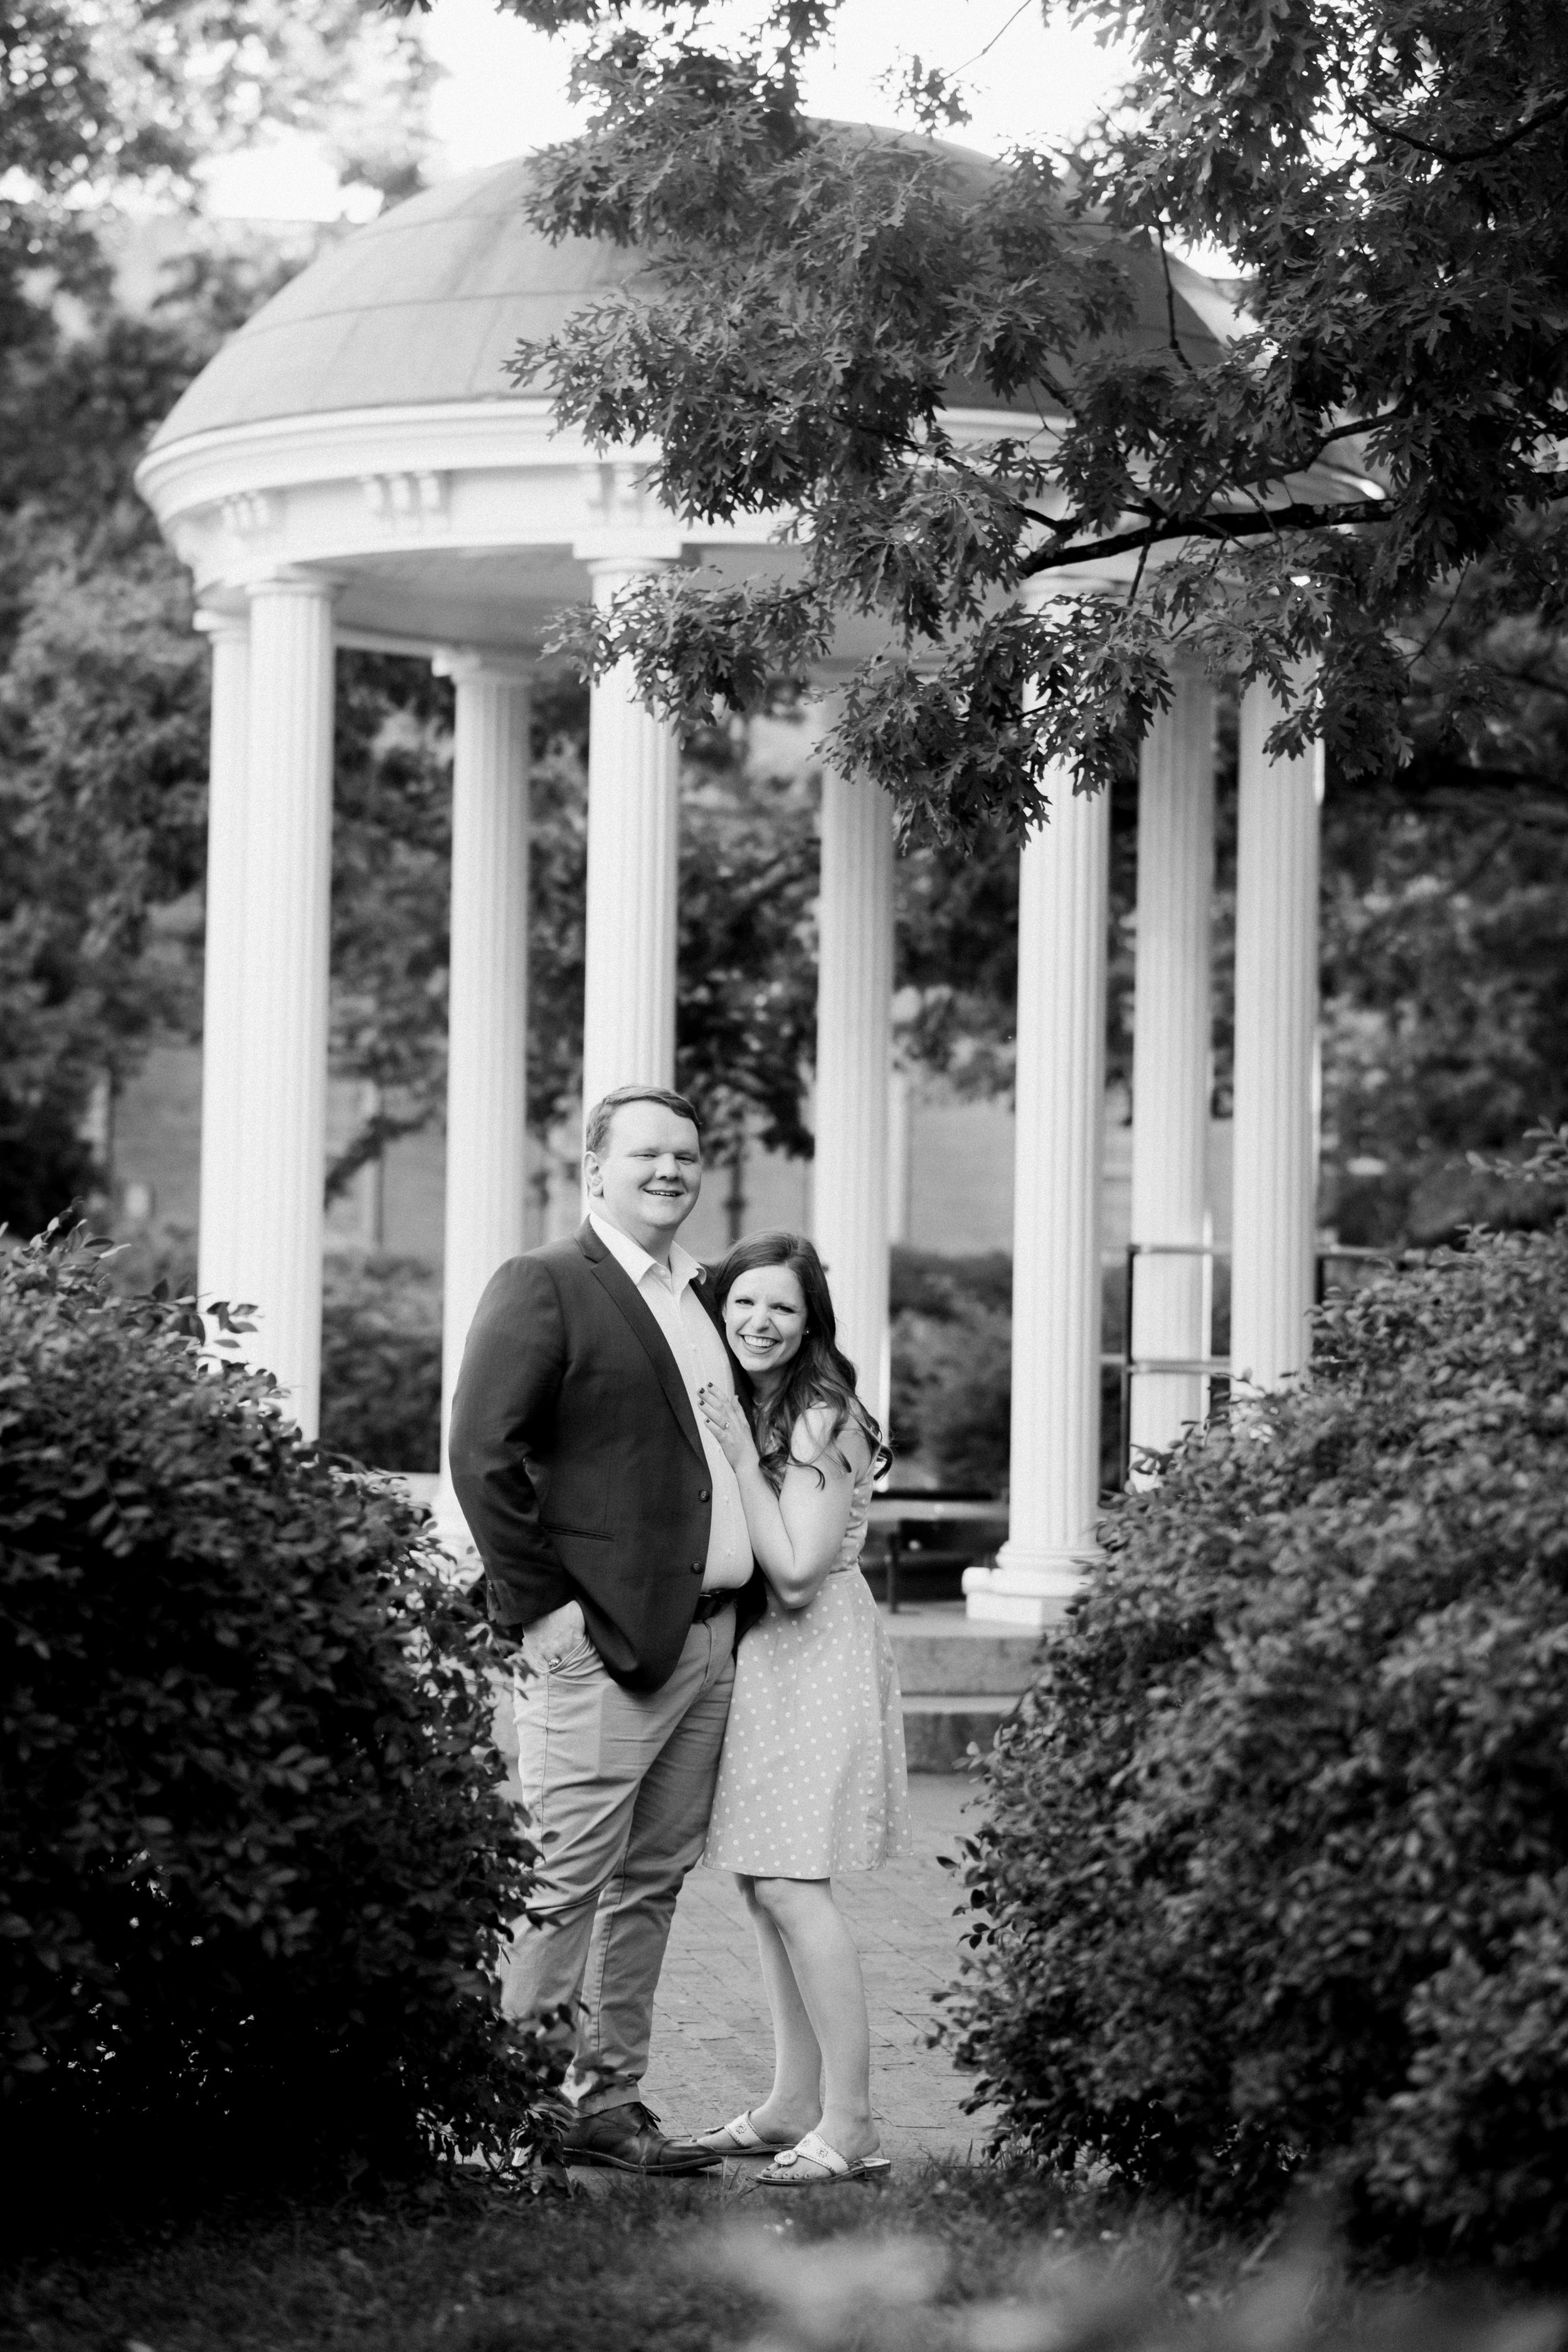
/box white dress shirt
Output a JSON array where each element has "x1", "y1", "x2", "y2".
[{"x1": 587, "y1": 1212, "x2": 753, "y2": 1592}]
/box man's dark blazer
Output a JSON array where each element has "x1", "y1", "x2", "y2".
[{"x1": 447, "y1": 1219, "x2": 766, "y2": 1693}]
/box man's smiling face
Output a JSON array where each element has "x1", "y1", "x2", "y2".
[{"x1": 585, "y1": 1099, "x2": 702, "y2": 1254}]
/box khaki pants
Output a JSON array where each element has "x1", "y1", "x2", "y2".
[{"x1": 501, "y1": 1596, "x2": 735, "y2": 2114}]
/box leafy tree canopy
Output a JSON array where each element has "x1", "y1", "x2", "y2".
[
  {"x1": 474, "y1": 0, "x2": 1568, "y2": 845},
  {"x1": 1319, "y1": 593, "x2": 1568, "y2": 1242},
  {"x1": 0, "y1": 0, "x2": 433, "y2": 1230},
  {"x1": 0, "y1": 0, "x2": 818, "y2": 1232},
  {"x1": 2, "y1": 0, "x2": 436, "y2": 306}
]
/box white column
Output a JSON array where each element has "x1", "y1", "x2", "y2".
[
  {"x1": 813, "y1": 765, "x2": 894, "y2": 1434},
  {"x1": 1128, "y1": 669, "x2": 1216, "y2": 1466},
  {"x1": 581, "y1": 558, "x2": 679, "y2": 1111},
  {"x1": 965, "y1": 770, "x2": 1109, "y2": 1625},
  {"x1": 1231, "y1": 674, "x2": 1323, "y2": 1391},
  {"x1": 232, "y1": 570, "x2": 336, "y2": 1437},
  {"x1": 193, "y1": 609, "x2": 250, "y2": 1315},
  {"x1": 435, "y1": 654, "x2": 532, "y2": 1475}
]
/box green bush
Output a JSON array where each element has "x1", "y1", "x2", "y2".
[
  {"x1": 947, "y1": 1133, "x2": 1568, "y2": 2269},
  {"x1": 103, "y1": 1243, "x2": 443, "y2": 1475},
  {"x1": 1, "y1": 1224, "x2": 550, "y2": 2193},
  {"x1": 319, "y1": 1251, "x2": 442, "y2": 1471}
]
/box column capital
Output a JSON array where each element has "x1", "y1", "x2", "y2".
[
  {"x1": 432, "y1": 646, "x2": 533, "y2": 687},
  {"x1": 575, "y1": 455, "x2": 682, "y2": 569},
  {"x1": 578, "y1": 543, "x2": 682, "y2": 581},
  {"x1": 194, "y1": 606, "x2": 250, "y2": 645},
  {"x1": 244, "y1": 565, "x2": 344, "y2": 603}
]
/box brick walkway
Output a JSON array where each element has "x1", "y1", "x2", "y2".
[{"x1": 642, "y1": 1771, "x2": 995, "y2": 2165}]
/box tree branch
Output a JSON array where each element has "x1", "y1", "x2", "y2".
[
  {"x1": 1485, "y1": 664, "x2": 1568, "y2": 703},
  {"x1": 1360, "y1": 87, "x2": 1568, "y2": 166},
  {"x1": 324, "y1": 1104, "x2": 433, "y2": 1204},
  {"x1": 1156, "y1": 225, "x2": 1197, "y2": 379},
  {"x1": 1303, "y1": 408, "x2": 1407, "y2": 460},
  {"x1": 1019, "y1": 497, "x2": 1389, "y2": 576}
]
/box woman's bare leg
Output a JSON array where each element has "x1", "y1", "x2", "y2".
[
  {"x1": 750, "y1": 1875, "x2": 876, "y2": 2161},
  {"x1": 733, "y1": 1875, "x2": 824, "y2": 2140}
]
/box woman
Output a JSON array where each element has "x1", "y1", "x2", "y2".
[{"x1": 692, "y1": 1229, "x2": 911, "y2": 2186}]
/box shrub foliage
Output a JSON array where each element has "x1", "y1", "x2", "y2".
[
  {"x1": 1, "y1": 1224, "x2": 543, "y2": 2185},
  {"x1": 889, "y1": 1248, "x2": 1132, "y2": 1493},
  {"x1": 948, "y1": 1136, "x2": 1568, "y2": 2267},
  {"x1": 319, "y1": 1251, "x2": 443, "y2": 1472}
]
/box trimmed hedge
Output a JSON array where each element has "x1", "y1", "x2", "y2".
[
  {"x1": 1, "y1": 1224, "x2": 553, "y2": 2193},
  {"x1": 948, "y1": 1133, "x2": 1568, "y2": 2269}
]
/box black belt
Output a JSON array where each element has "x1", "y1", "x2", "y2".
[{"x1": 692, "y1": 1591, "x2": 736, "y2": 1623}]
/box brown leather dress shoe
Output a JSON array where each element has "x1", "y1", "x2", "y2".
[{"x1": 559, "y1": 2100, "x2": 721, "y2": 2175}]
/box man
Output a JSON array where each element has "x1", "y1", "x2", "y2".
[{"x1": 448, "y1": 1084, "x2": 763, "y2": 2173}]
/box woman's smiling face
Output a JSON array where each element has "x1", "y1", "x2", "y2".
[{"x1": 723, "y1": 1263, "x2": 808, "y2": 1385}]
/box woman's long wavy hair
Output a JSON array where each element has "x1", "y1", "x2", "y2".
[{"x1": 710, "y1": 1230, "x2": 891, "y2": 1493}]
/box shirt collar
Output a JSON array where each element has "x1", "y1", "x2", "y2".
[{"x1": 589, "y1": 1211, "x2": 703, "y2": 1296}]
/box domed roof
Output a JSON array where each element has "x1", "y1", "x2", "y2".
[
  {"x1": 152, "y1": 146, "x2": 1237, "y2": 451},
  {"x1": 151, "y1": 157, "x2": 645, "y2": 447}
]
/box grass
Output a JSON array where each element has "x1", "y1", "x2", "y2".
[
  {"x1": 9, "y1": 2161, "x2": 1558, "y2": 2352},
  {"x1": 2, "y1": 2164, "x2": 1237, "y2": 2352}
]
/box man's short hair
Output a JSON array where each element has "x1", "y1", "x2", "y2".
[{"x1": 584, "y1": 1086, "x2": 703, "y2": 1158}]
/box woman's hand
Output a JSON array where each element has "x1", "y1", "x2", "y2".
[{"x1": 699, "y1": 1382, "x2": 760, "y2": 1472}]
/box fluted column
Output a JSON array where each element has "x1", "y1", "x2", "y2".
[
  {"x1": 193, "y1": 609, "x2": 251, "y2": 1316},
  {"x1": 1129, "y1": 669, "x2": 1216, "y2": 1466},
  {"x1": 581, "y1": 557, "x2": 679, "y2": 1111},
  {"x1": 965, "y1": 769, "x2": 1110, "y2": 1625},
  {"x1": 436, "y1": 654, "x2": 532, "y2": 1478},
  {"x1": 232, "y1": 569, "x2": 336, "y2": 1436},
  {"x1": 1231, "y1": 674, "x2": 1323, "y2": 1391},
  {"x1": 813, "y1": 766, "x2": 895, "y2": 1433}
]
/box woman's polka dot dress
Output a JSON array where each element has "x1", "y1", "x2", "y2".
[{"x1": 703, "y1": 1436, "x2": 911, "y2": 1877}]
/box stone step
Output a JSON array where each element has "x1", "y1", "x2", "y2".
[
  {"x1": 902, "y1": 1692, "x2": 1020, "y2": 1774},
  {"x1": 884, "y1": 1609, "x2": 1042, "y2": 1696}
]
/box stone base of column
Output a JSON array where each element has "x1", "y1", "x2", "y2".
[{"x1": 962, "y1": 1552, "x2": 1086, "y2": 1626}]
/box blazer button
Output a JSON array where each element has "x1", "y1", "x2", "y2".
[
  {"x1": 690, "y1": 1562, "x2": 704, "y2": 1575},
  {"x1": 698, "y1": 1487, "x2": 710, "y2": 1502}
]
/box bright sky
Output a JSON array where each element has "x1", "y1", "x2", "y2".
[{"x1": 204, "y1": 0, "x2": 1135, "y2": 221}]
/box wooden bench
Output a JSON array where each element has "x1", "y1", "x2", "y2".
[{"x1": 863, "y1": 1492, "x2": 1010, "y2": 1613}]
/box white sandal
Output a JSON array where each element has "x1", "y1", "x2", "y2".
[
  {"x1": 689, "y1": 2109, "x2": 797, "y2": 2154},
  {"x1": 755, "y1": 2129, "x2": 892, "y2": 2186}
]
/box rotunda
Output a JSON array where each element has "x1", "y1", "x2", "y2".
[{"x1": 136, "y1": 150, "x2": 1324, "y2": 1624}]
